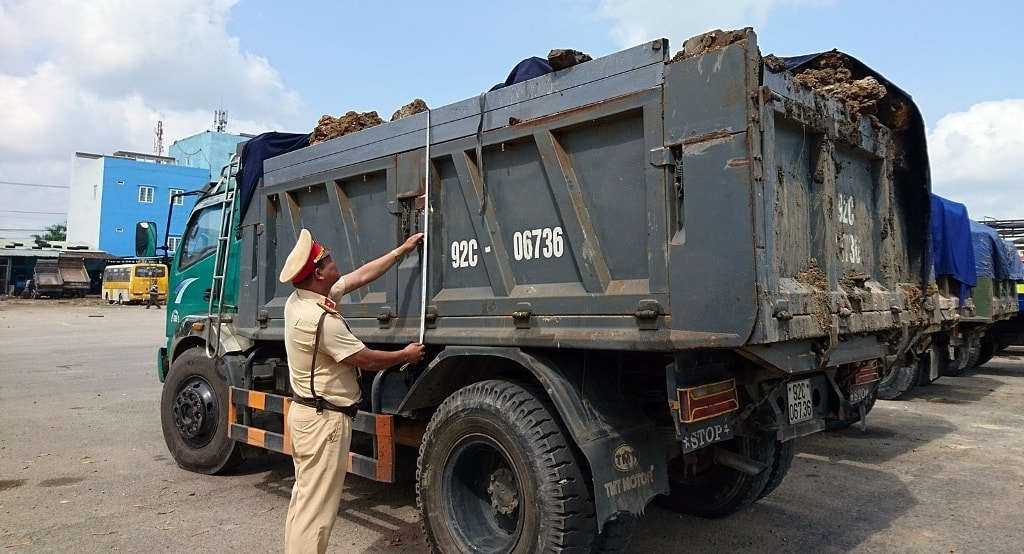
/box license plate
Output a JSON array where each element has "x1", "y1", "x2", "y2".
[
  {"x1": 680, "y1": 419, "x2": 733, "y2": 453},
  {"x1": 787, "y1": 379, "x2": 813, "y2": 424}
]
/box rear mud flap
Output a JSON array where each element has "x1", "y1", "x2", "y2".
[{"x1": 579, "y1": 423, "x2": 669, "y2": 530}]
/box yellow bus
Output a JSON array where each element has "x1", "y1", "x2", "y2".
[{"x1": 102, "y1": 263, "x2": 168, "y2": 305}]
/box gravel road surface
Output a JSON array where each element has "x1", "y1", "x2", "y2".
[{"x1": 1, "y1": 299, "x2": 1021, "y2": 552}]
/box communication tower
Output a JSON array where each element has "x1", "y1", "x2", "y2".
[
  {"x1": 214, "y1": 109, "x2": 228, "y2": 133},
  {"x1": 154, "y1": 120, "x2": 164, "y2": 156}
]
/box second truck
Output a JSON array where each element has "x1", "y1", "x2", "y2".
[{"x1": 155, "y1": 29, "x2": 940, "y2": 551}]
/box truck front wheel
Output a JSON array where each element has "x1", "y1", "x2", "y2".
[
  {"x1": 416, "y1": 379, "x2": 597, "y2": 553},
  {"x1": 160, "y1": 348, "x2": 242, "y2": 474},
  {"x1": 657, "y1": 435, "x2": 775, "y2": 519}
]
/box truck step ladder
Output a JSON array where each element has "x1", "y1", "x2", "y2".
[
  {"x1": 228, "y1": 387, "x2": 398, "y2": 483},
  {"x1": 205, "y1": 154, "x2": 241, "y2": 358}
]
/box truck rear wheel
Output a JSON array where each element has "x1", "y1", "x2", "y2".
[
  {"x1": 416, "y1": 379, "x2": 597, "y2": 553},
  {"x1": 657, "y1": 435, "x2": 775, "y2": 519},
  {"x1": 160, "y1": 348, "x2": 242, "y2": 474},
  {"x1": 973, "y1": 337, "x2": 997, "y2": 368},
  {"x1": 940, "y1": 344, "x2": 971, "y2": 377},
  {"x1": 757, "y1": 438, "x2": 796, "y2": 500},
  {"x1": 877, "y1": 362, "x2": 919, "y2": 400}
]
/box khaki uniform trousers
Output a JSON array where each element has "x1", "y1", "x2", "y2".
[{"x1": 284, "y1": 403, "x2": 353, "y2": 554}]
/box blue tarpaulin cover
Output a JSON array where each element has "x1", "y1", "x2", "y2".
[
  {"x1": 1004, "y1": 240, "x2": 1024, "y2": 280},
  {"x1": 236, "y1": 132, "x2": 310, "y2": 218},
  {"x1": 931, "y1": 194, "x2": 976, "y2": 300},
  {"x1": 999, "y1": 238, "x2": 1024, "y2": 280},
  {"x1": 969, "y1": 220, "x2": 1021, "y2": 279}
]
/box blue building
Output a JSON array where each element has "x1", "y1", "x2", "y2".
[
  {"x1": 67, "y1": 151, "x2": 210, "y2": 257},
  {"x1": 67, "y1": 130, "x2": 250, "y2": 258}
]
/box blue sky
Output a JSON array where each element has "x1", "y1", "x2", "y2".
[{"x1": 1, "y1": 0, "x2": 1022, "y2": 236}]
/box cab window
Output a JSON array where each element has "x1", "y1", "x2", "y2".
[{"x1": 179, "y1": 205, "x2": 221, "y2": 269}]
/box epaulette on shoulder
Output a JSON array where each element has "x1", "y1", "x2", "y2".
[{"x1": 317, "y1": 300, "x2": 338, "y2": 315}]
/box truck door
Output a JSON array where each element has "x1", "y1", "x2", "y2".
[{"x1": 166, "y1": 199, "x2": 223, "y2": 338}]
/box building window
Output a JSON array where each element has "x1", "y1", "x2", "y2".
[
  {"x1": 138, "y1": 186, "x2": 155, "y2": 203},
  {"x1": 169, "y1": 189, "x2": 185, "y2": 206},
  {"x1": 168, "y1": 236, "x2": 181, "y2": 253}
]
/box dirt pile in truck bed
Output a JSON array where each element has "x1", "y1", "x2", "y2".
[
  {"x1": 309, "y1": 111, "x2": 385, "y2": 145},
  {"x1": 390, "y1": 99, "x2": 429, "y2": 121},
  {"x1": 790, "y1": 54, "x2": 888, "y2": 119},
  {"x1": 310, "y1": 99, "x2": 432, "y2": 145}
]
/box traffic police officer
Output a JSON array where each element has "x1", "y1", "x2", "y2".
[{"x1": 280, "y1": 228, "x2": 425, "y2": 554}]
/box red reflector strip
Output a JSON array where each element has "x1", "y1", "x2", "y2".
[
  {"x1": 678, "y1": 379, "x2": 739, "y2": 424},
  {"x1": 853, "y1": 364, "x2": 880, "y2": 385}
]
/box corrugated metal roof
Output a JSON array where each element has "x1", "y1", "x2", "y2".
[{"x1": 0, "y1": 239, "x2": 113, "y2": 259}]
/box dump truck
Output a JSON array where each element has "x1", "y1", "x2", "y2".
[
  {"x1": 30, "y1": 259, "x2": 63, "y2": 298},
  {"x1": 940, "y1": 222, "x2": 1022, "y2": 374},
  {"x1": 878, "y1": 197, "x2": 1020, "y2": 399},
  {"x1": 963, "y1": 219, "x2": 1024, "y2": 365},
  {"x1": 57, "y1": 255, "x2": 91, "y2": 298},
  {"x1": 156, "y1": 28, "x2": 937, "y2": 551}
]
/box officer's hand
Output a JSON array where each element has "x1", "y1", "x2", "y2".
[
  {"x1": 403, "y1": 343, "x2": 426, "y2": 365},
  {"x1": 402, "y1": 233, "x2": 425, "y2": 251}
]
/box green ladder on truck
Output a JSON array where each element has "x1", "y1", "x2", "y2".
[{"x1": 205, "y1": 154, "x2": 241, "y2": 358}]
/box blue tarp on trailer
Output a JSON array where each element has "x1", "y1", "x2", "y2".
[{"x1": 931, "y1": 194, "x2": 976, "y2": 300}]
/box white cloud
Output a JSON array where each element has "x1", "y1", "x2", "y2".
[
  {"x1": 0, "y1": 0, "x2": 305, "y2": 236},
  {"x1": 596, "y1": 0, "x2": 829, "y2": 49},
  {"x1": 928, "y1": 99, "x2": 1024, "y2": 220}
]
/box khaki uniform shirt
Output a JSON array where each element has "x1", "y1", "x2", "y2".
[{"x1": 284, "y1": 280, "x2": 365, "y2": 407}]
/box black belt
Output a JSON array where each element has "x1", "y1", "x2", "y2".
[{"x1": 291, "y1": 395, "x2": 358, "y2": 418}]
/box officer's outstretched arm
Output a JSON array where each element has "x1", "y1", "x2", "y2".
[
  {"x1": 344, "y1": 343, "x2": 426, "y2": 371},
  {"x1": 340, "y1": 233, "x2": 424, "y2": 293}
]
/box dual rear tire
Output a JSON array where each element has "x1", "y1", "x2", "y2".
[
  {"x1": 657, "y1": 435, "x2": 781, "y2": 519},
  {"x1": 417, "y1": 379, "x2": 600, "y2": 553},
  {"x1": 416, "y1": 379, "x2": 638, "y2": 553}
]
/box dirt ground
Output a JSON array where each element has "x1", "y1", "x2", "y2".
[{"x1": 1, "y1": 300, "x2": 1022, "y2": 552}]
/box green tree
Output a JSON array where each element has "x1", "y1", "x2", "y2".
[{"x1": 33, "y1": 222, "x2": 67, "y2": 242}]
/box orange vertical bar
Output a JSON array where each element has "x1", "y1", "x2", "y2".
[{"x1": 375, "y1": 415, "x2": 395, "y2": 482}]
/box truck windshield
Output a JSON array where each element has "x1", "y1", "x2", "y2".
[{"x1": 179, "y1": 205, "x2": 221, "y2": 269}]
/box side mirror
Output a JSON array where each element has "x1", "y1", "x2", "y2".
[{"x1": 136, "y1": 222, "x2": 158, "y2": 257}]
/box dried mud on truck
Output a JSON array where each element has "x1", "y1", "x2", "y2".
[{"x1": 156, "y1": 28, "x2": 938, "y2": 552}]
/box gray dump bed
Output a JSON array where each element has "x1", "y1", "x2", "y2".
[
  {"x1": 33, "y1": 260, "x2": 63, "y2": 290},
  {"x1": 58, "y1": 255, "x2": 90, "y2": 292},
  {"x1": 239, "y1": 29, "x2": 931, "y2": 372}
]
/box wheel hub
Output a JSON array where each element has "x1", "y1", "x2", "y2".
[
  {"x1": 487, "y1": 467, "x2": 519, "y2": 515},
  {"x1": 172, "y1": 379, "x2": 215, "y2": 442}
]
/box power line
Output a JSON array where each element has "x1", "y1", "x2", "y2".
[
  {"x1": 0, "y1": 180, "x2": 69, "y2": 189},
  {"x1": 0, "y1": 209, "x2": 67, "y2": 215}
]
